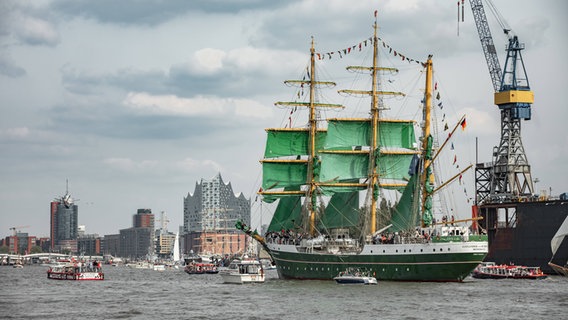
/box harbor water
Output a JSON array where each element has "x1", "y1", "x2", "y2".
[{"x1": 1, "y1": 265, "x2": 566, "y2": 320}]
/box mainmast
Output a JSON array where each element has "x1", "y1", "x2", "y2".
[{"x1": 337, "y1": 13, "x2": 404, "y2": 235}]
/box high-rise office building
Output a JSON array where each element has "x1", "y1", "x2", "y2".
[{"x1": 50, "y1": 183, "x2": 78, "y2": 252}]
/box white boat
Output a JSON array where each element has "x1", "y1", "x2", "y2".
[
  {"x1": 127, "y1": 261, "x2": 153, "y2": 269},
  {"x1": 47, "y1": 262, "x2": 104, "y2": 281},
  {"x1": 334, "y1": 268, "x2": 377, "y2": 285},
  {"x1": 219, "y1": 258, "x2": 265, "y2": 284},
  {"x1": 153, "y1": 264, "x2": 166, "y2": 271}
]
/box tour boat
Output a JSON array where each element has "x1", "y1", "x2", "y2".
[
  {"x1": 184, "y1": 262, "x2": 219, "y2": 274},
  {"x1": 472, "y1": 262, "x2": 547, "y2": 280}
]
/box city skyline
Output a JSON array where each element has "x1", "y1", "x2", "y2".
[{"x1": 1, "y1": 1, "x2": 567, "y2": 237}]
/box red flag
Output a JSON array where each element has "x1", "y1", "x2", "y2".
[
  {"x1": 453, "y1": 155, "x2": 457, "y2": 165},
  {"x1": 460, "y1": 118, "x2": 467, "y2": 131}
]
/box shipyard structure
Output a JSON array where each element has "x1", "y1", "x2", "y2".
[
  {"x1": 182, "y1": 173, "x2": 250, "y2": 256},
  {"x1": 469, "y1": 0, "x2": 568, "y2": 273}
]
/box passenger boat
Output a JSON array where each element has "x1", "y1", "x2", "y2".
[
  {"x1": 184, "y1": 262, "x2": 219, "y2": 274},
  {"x1": 334, "y1": 268, "x2": 377, "y2": 285},
  {"x1": 219, "y1": 258, "x2": 265, "y2": 284},
  {"x1": 236, "y1": 12, "x2": 487, "y2": 282},
  {"x1": 47, "y1": 263, "x2": 104, "y2": 280},
  {"x1": 472, "y1": 262, "x2": 547, "y2": 280}
]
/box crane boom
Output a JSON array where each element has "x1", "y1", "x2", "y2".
[{"x1": 469, "y1": 0, "x2": 502, "y2": 92}]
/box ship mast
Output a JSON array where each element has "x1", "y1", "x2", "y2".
[
  {"x1": 337, "y1": 14, "x2": 404, "y2": 235},
  {"x1": 420, "y1": 55, "x2": 434, "y2": 227},
  {"x1": 263, "y1": 38, "x2": 343, "y2": 236},
  {"x1": 307, "y1": 38, "x2": 318, "y2": 235},
  {"x1": 368, "y1": 18, "x2": 380, "y2": 235}
]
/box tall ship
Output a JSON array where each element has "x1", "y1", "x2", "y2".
[{"x1": 238, "y1": 14, "x2": 488, "y2": 281}]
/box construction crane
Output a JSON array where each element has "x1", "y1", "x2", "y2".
[
  {"x1": 9, "y1": 225, "x2": 30, "y2": 236},
  {"x1": 469, "y1": 0, "x2": 534, "y2": 203}
]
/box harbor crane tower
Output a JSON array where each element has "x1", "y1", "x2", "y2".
[{"x1": 469, "y1": 0, "x2": 534, "y2": 203}]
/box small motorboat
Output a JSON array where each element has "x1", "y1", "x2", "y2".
[{"x1": 334, "y1": 268, "x2": 377, "y2": 285}]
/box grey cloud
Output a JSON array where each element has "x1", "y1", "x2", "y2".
[
  {"x1": 52, "y1": 0, "x2": 300, "y2": 26},
  {"x1": 0, "y1": 57, "x2": 26, "y2": 78}
]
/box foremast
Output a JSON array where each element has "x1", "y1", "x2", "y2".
[{"x1": 259, "y1": 38, "x2": 343, "y2": 236}]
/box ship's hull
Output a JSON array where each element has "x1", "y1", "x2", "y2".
[
  {"x1": 266, "y1": 240, "x2": 488, "y2": 282},
  {"x1": 479, "y1": 199, "x2": 568, "y2": 274}
]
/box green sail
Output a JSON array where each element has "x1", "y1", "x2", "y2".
[
  {"x1": 318, "y1": 152, "x2": 369, "y2": 182},
  {"x1": 264, "y1": 129, "x2": 327, "y2": 158},
  {"x1": 325, "y1": 119, "x2": 370, "y2": 150},
  {"x1": 262, "y1": 160, "x2": 307, "y2": 190},
  {"x1": 377, "y1": 153, "x2": 415, "y2": 181},
  {"x1": 267, "y1": 190, "x2": 302, "y2": 232},
  {"x1": 324, "y1": 119, "x2": 415, "y2": 150},
  {"x1": 319, "y1": 190, "x2": 360, "y2": 229},
  {"x1": 378, "y1": 121, "x2": 415, "y2": 149},
  {"x1": 390, "y1": 173, "x2": 420, "y2": 232}
]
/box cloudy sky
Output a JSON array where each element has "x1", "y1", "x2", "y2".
[{"x1": 1, "y1": 0, "x2": 566, "y2": 238}]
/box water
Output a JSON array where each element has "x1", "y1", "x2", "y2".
[{"x1": 1, "y1": 265, "x2": 566, "y2": 319}]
